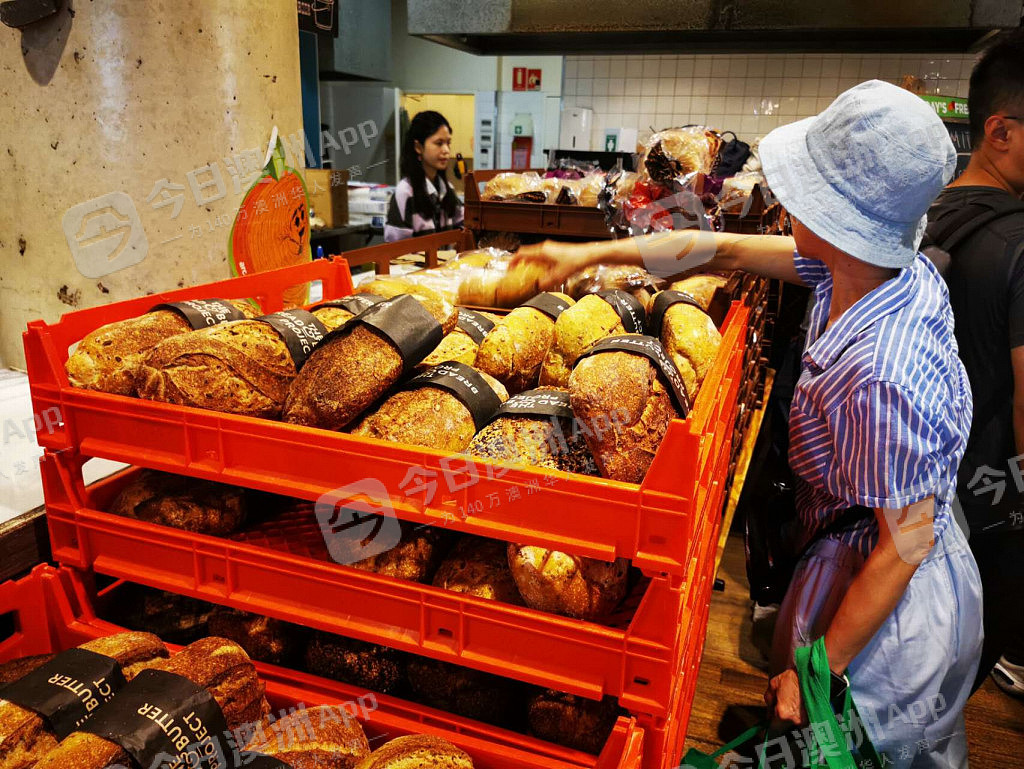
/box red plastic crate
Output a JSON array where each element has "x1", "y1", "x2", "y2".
[
  {"x1": 40, "y1": 443, "x2": 722, "y2": 718},
  {"x1": 0, "y1": 565, "x2": 645, "y2": 769},
  {"x1": 24, "y1": 256, "x2": 750, "y2": 579}
]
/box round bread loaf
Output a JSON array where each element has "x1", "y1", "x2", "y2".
[
  {"x1": 354, "y1": 735, "x2": 474, "y2": 769},
  {"x1": 350, "y1": 369, "x2": 508, "y2": 454},
  {"x1": 474, "y1": 294, "x2": 574, "y2": 394},
  {"x1": 304, "y1": 633, "x2": 407, "y2": 695},
  {"x1": 569, "y1": 348, "x2": 678, "y2": 483},
  {"x1": 507, "y1": 545, "x2": 629, "y2": 620},
  {"x1": 108, "y1": 469, "x2": 247, "y2": 536},
  {"x1": 246, "y1": 704, "x2": 370, "y2": 769},
  {"x1": 207, "y1": 609, "x2": 302, "y2": 666},
  {"x1": 539, "y1": 294, "x2": 626, "y2": 388},
  {"x1": 348, "y1": 522, "x2": 452, "y2": 584},
  {"x1": 65, "y1": 299, "x2": 258, "y2": 395},
  {"x1": 432, "y1": 536, "x2": 524, "y2": 604},
  {"x1": 526, "y1": 690, "x2": 621, "y2": 754}
]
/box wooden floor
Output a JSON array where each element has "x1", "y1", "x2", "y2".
[{"x1": 684, "y1": 533, "x2": 1024, "y2": 767}]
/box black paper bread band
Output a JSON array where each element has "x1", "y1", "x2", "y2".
[
  {"x1": 317, "y1": 294, "x2": 444, "y2": 373},
  {"x1": 456, "y1": 309, "x2": 495, "y2": 345},
  {"x1": 152, "y1": 299, "x2": 246, "y2": 330},
  {"x1": 0, "y1": 648, "x2": 126, "y2": 740},
  {"x1": 492, "y1": 388, "x2": 575, "y2": 422},
  {"x1": 581, "y1": 335, "x2": 690, "y2": 416},
  {"x1": 81, "y1": 668, "x2": 229, "y2": 769},
  {"x1": 311, "y1": 292, "x2": 386, "y2": 314},
  {"x1": 648, "y1": 290, "x2": 704, "y2": 337},
  {"x1": 597, "y1": 290, "x2": 647, "y2": 334},
  {"x1": 405, "y1": 361, "x2": 503, "y2": 431},
  {"x1": 257, "y1": 309, "x2": 329, "y2": 370},
  {"x1": 522, "y1": 293, "x2": 571, "y2": 321}
]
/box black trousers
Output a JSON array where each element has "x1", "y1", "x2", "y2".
[{"x1": 970, "y1": 528, "x2": 1024, "y2": 692}]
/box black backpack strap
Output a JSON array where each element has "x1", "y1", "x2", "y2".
[{"x1": 927, "y1": 196, "x2": 1024, "y2": 253}]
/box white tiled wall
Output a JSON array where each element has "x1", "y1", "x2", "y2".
[{"x1": 562, "y1": 53, "x2": 976, "y2": 149}]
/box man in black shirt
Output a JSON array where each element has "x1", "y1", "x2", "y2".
[{"x1": 927, "y1": 29, "x2": 1024, "y2": 696}]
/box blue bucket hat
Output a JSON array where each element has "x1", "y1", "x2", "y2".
[{"x1": 759, "y1": 80, "x2": 957, "y2": 269}]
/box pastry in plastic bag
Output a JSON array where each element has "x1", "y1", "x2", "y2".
[
  {"x1": 481, "y1": 171, "x2": 542, "y2": 201},
  {"x1": 641, "y1": 127, "x2": 720, "y2": 183}
]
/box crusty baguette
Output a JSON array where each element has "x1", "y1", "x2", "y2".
[
  {"x1": 66, "y1": 300, "x2": 257, "y2": 395},
  {"x1": 0, "y1": 632, "x2": 167, "y2": 769},
  {"x1": 354, "y1": 735, "x2": 473, "y2": 769},
  {"x1": 33, "y1": 637, "x2": 268, "y2": 769},
  {"x1": 245, "y1": 704, "x2": 370, "y2": 768}
]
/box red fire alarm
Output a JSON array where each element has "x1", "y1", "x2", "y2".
[
  {"x1": 527, "y1": 68, "x2": 542, "y2": 90},
  {"x1": 513, "y1": 67, "x2": 527, "y2": 91}
]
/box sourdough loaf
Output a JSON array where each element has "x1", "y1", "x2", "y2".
[
  {"x1": 650, "y1": 291, "x2": 722, "y2": 402},
  {"x1": 432, "y1": 536, "x2": 524, "y2": 605},
  {"x1": 136, "y1": 307, "x2": 348, "y2": 419},
  {"x1": 33, "y1": 637, "x2": 268, "y2": 769},
  {"x1": 349, "y1": 521, "x2": 452, "y2": 584},
  {"x1": 354, "y1": 735, "x2": 473, "y2": 769},
  {"x1": 526, "y1": 690, "x2": 621, "y2": 754},
  {"x1": 417, "y1": 311, "x2": 500, "y2": 372},
  {"x1": 668, "y1": 273, "x2": 731, "y2": 312},
  {"x1": 207, "y1": 609, "x2": 303, "y2": 666},
  {"x1": 245, "y1": 704, "x2": 370, "y2": 769},
  {"x1": 569, "y1": 337, "x2": 683, "y2": 483},
  {"x1": 0, "y1": 633, "x2": 167, "y2": 769},
  {"x1": 351, "y1": 364, "x2": 508, "y2": 453},
  {"x1": 108, "y1": 469, "x2": 247, "y2": 536},
  {"x1": 304, "y1": 633, "x2": 407, "y2": 695},
  {"x1": 66, "y1": 299, "x2": 257, "y2": 395},
  {"x1": 283, "y1": 294, "x2": 456, "y2": 431},
  {"x1": 507, "y1": 545, "x2": 628, "y2": 620},
  {"x1": 539, "y1": 292, "x2": 643, "y2": 387},
  {"x1": 406, "y1": 658, "x2": 522, "y2": 728},
  {"x1": 474, "y1": 293, "x2": 574, "y2": 394}
]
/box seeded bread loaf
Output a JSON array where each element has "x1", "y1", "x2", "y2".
[
  {"x1": 33, "y1": 637, "x2": 269, "y2": 769},
  {"x1": 349, "y1": 521, "x2": 452, "y2": 584},
  {"x1": 66, "y1": 300, "x2": 258, "y2": 395},
  {"x1": 136, "y1": 307, "x2": 348, "y2": 419},
  {"x1": 354, "y1": 735, "x2": 473, "y2": 769},
  {"x1": 474, "y1": 294, "x2": 574, "y2": 394},
  {"x1": 406, "y1": 658, "x2": 522, "y2": 728},
  {"x1": 245, "y1": 704, "x2": 370, "y2": 768},
  {"x1": 304, "y1": 633, "x2": 407, "y2": 695},
  {"x1": 507, "y1": 545, "x2": 629, "y2": 621},
  {"x1": 207, "y1": 609, "x2": 303, "y2": 666},
  {"x1": 108, "y1": 469, "x2": 247, "y2": 536},
  {"x1": 0, "y1": 633, "x2": 168, "y2": 769}
]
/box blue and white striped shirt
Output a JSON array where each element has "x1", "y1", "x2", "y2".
[{"x1": 788, "y1": 251, "x2": 973, "y2": 557}]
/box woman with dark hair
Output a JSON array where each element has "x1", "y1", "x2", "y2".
[{"x1": 385, "y1": 110, "x2": 464, "y2": 242}]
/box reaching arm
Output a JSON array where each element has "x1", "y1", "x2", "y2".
[{"x1": 512, "y1": 230, "x2": 802, "y2": 290}]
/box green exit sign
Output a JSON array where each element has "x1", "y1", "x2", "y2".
[{"x1": 920, "y1": 94, "x2": 969, "y2": 120}]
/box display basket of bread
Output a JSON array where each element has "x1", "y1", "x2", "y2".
[
  {"x1": 0, "y1": 565, "x2": 647, "y2": 769},
  {"x1": 463, "y1": 169, "x2": 612, "y2": 239},
  {"x1": 25, "y1": 251, "x2": 750, "y2": 583}
]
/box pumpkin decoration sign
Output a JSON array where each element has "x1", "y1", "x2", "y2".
[{"x1": 229, "y1": 136, "x2": 311, "y2": 307}]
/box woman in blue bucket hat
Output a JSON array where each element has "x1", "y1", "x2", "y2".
[{"x1": 515, "y1": 80, "x2": 983, "y2": 767}]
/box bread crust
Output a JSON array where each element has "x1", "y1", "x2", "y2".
[
  {"x1": 245, "y1": 705, "x2": 370, "y2": 769},
  {"x1": 354, "y1": 735, "x2": 474, "y2": 769},
  {"x1": 108, "y1": 470, "x2": 247, "y2": 536},
  {"x1": 569, "y1": 350, "x2": 678, "y2": 483},
  {"x1": 432, "y1": 537, "x2": 524, "y2": 605},
  {"x1": 539, "y1": 295, "x2": 625, "y2": 387},
  {"x1": 507, "y1": 545, "x2": 628, "y2": 620}
]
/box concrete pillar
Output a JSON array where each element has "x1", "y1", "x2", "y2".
[{"x1": 0, "y1": 1, "x2": 305, "y2": 368}]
